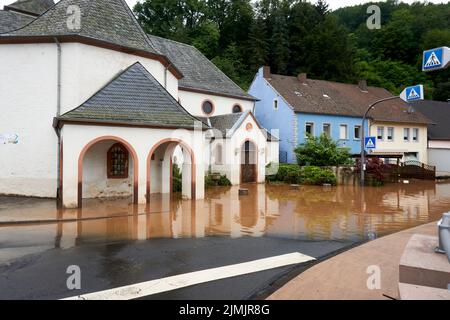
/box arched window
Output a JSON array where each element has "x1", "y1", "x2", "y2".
[
  {"x1": 215, "y1": 144, "x2": 223, "y2": 165},
  {"x1": 232, "y1": 104, "x2": 242, "y2": 113},
  {"x1": 202, "y1": 100, "x2": 214, "y2": 115},
  {"x1": 107, "y1": 143, "x2": 129, "y2": 179}
]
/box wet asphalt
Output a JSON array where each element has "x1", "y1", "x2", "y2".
[{"x1": 0, "y1": 236, "x2": 357, "y2": 300}]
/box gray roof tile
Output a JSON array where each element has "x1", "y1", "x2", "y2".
[
  {"x1": 5, "y1": 0, "x2": 54, "y2": 16},
  {"x1": 411, "y1": 100, "x2": 450, "y2": 139},
  {"x1": 148, "y1": 35, "x2": 256, "y2": 101},
  {"x1": 2, "y1": 0, "x2": 160, "y2": 55},
  {"x1": 59, "y1": 62, "x2": 208, "y2": 130},
  {"x1": 0, "y1": 10, "x2": 34, "y2": 33}
]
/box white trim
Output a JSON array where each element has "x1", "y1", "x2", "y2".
[{"x1": 339, "y1": 123, "x2": 348, "y2": 140}]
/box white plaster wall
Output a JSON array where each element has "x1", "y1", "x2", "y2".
[
  {"x1": 0, "y1": 43, "x2": 58, "y2": 197},
  {"x1": 208, "y1": 115, "x2": 267, "y2": 185},
  {"x1": 0, "y1": 42, "x2": 179, "y2": 198},
  {"x1": 60, "y1": 43, "x2": 178, "y2": 114},
  {"x1": 178, "y1": 90, "x2": 254, "y2": 117},
  {"x1": 82, "y1": 140, "x2": 133, "y2": 198},
  {"x1": 61, "y1": 124, "x2": 206, "y2": 208},
  {"x1": 369, "y1": 121, "x2": 428, "y2": 163}
]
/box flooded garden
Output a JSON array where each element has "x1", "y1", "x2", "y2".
[{"x1": 1, "y1": 180, "x2": 450, "y2": 265}]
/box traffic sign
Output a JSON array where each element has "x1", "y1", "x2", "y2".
[
  {"x1": 422, "y1": 47, "x2": 450, "y2": 72},
  {"x1": 400, "y1": 85, "x2": 424, "y2": 102},
  {"x1": 364, "y1": 136, "x2": 376, "y2": 150}
]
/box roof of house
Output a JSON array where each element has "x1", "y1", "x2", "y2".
[
  {"x1": 205, "y1": 110, "x2": 278, "y2": 141},
  {"x1": 5, "y1": 0, "x2": 54, "y2": 16},
  {"x1": 57, "y1": 62, "x2": 208, "y2": 130},
  {"x1": 148, "y1": 35, "x2": 256, "y2": 101},
  {"x1": 411, "y1": 100, "x2": 450, "y2": 140},
  {"x1": 265, "y1": 73, "x2": 431, "y2": 124},
  {"x1": 0, "y1": 9, "x2": 34, "y2": 33}
]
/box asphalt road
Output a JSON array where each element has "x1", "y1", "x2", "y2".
[{"x1": 0, "y1": 236, "x2": 358, "y2": 300}]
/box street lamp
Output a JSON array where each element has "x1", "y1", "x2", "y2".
[{"x1": 360, "y1": 85, "x2": 424, "y2": 186}]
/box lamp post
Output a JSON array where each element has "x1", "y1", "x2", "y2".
[{"x1": 360, "y1": 96, "x2": 401, "y2": 186}]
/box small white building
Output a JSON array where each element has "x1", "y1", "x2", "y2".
[{"x1": 0, "y1": 0, "x2": 278, "y2": 208}]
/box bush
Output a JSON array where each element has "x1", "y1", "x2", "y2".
[
  {"x1": 205, "y1": 174, "x2": 215, "y2": 188},
  {"x1": 172, "y1": 163, "x2": 182, "y2": 192},
  {"x1": 218, "y1": 175, "x2": 232, "y2": 186},
  {"x1": 301, "y1": 166, "x2": 337, "y2": 186},
  {"x1": 268, "y1": 164, "x2": 302, "y2": 184},
  {"x1": 295, "y1": 134, "x2": 353, "y2": 166}
]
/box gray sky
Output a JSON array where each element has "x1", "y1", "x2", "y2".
[{"x1": 0, "y1": 0, "x2": 447, "y2": 12}]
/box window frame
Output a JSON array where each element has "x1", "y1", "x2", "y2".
[
  {"x1": 305, "y1": 122, "x2": 314, "y2": 137},
  {"x1": 339, "y1": 124, "x2": 348, "y2": 140},
  {"x1": 377, "y1": 126, "x2": 385, "y2": 141},
  {"x1": 201, "y1": 99, "x2": 215, "y2": 116},
  {"x1": 232, "y1": 104, "x2": 243, "y2": 113},
  {"x1": 412, "y1": 128, "x2": 419, "y2": 142},
  {"x1": 387, "y1": 127, "x2": 394, "y2": 142},
  {"x1": 107, "y1": 143, "x2": 129, "y2": 179},
  {"x1": 354, "y1": 125, "x2": 362, "y2": 140},
  {"x1": 404, "y1": 128, "x2": 410, "y2": 142},
  {"x1": 322, "y1": 123, "x2": 331, "y2": 137}
]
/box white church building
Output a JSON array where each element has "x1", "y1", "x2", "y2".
[{"x1": 0, "y1": 0, "x2": 278, "y2": 208}]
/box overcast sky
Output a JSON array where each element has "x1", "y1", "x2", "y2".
[{"x1": 0, "y1": 0, "x2": 447, "y2": 12}]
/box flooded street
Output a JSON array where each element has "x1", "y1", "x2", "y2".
[{"x1": 1, "y1": 180, "x2": 450, "y2": 265}]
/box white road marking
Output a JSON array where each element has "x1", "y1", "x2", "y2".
[{"x1": 62, "y1": 252, "x2": 315, "y2": 300}]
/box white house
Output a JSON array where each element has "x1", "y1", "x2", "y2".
[{"x1": 0, "y1": 0, "x2": 278, "y2": 208}]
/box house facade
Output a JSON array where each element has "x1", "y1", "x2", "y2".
[
  {"x1": 249, "y1": 66, "x2": 430, "y2": 164},
  {"x1": 0, "y1": 0, "x2": 278, "y2": 208},
  {"x1": 412, "y1": 100, "x2": 450, "y2": 176}
]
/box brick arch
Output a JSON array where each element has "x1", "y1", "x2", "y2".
[
  {"x1": 146, "y1": 138, "x2": 196, "y2": 203},
  {"x1": 77, "y1": 136, "x2": 139, "y2": 208}
]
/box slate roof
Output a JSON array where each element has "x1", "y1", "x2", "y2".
[
  {"x1": 57, "y1": 62, "x2": 208, "y2": 130},
  {"x1": 5, "y1": 0, "x2": 54, "y2": 16},
  {"x1": 0, "y1": 9, "x2": 34, "y2": 33},
  {"x1": 265, "y1": 73, "x2": 431, "y2": 124},
  {"x1": 410, "y1": 100, "x2": 450, "y2": 140},
  {"x1": 208, "y1": 113, "x2": 244, "y2": 137},
  {"x1": 1, "y1": 0, "x2": 160, "y2": 56},
  {"x1": 148, "y1": 35, "x2": 256, "y2": 101}
]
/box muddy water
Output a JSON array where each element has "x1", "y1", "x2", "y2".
[{"x1": 1, "y1": 181, "x2": 450, "y2": 264}]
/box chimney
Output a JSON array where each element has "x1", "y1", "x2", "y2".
[
  {"x1": 298, "y1": 73, "x2": 307, "y2": 84},
  {"x1": 263, "y1": 66, "x2": 271, "y2": 78},
  {"x1": 358, "y1": 79, "x2": 368, "y2": 92}
]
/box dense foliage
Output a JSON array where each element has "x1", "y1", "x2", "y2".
[
  {"x1": 173, "y1": 163, "x2": 182, "y2": 192},
  {"x1": 266, "y1": 163, "x2": 336, "y2": 185},
  {"x1": 135, "y1": 0, "x2": 450, "y2": 100},
  {"x1": 205, "y1": 173, "x2": 232, "y2": 188},
  {"x1": 294, "y1": 134, "x2": 353, "y2": 167}
]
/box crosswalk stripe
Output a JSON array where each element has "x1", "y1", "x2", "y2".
[{"x1": 62, "y1": 252, "x2": 315, "y2": 300}]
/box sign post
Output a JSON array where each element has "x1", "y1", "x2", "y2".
[
  {"x1": 360, "y1": 85, "x2": 424, "y2": 186},
  {"x1": 422, "y1": 47, "x2": 450, "y2": 72}
]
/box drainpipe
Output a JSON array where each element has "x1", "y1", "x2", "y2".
[
  {"x1": 435, "y1": 212, "x2": 450, "y2": 262},
  {"x1": 54, "y1": 37, "x2": 62, "y2": 205}
]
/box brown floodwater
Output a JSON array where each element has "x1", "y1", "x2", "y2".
[{"x1": 1, "y1": 181, "x2": 450, "y2": 264}]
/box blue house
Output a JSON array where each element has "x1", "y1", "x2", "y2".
[{"x1": 249, "y1": 66, "x2": 369, "y2": 163}]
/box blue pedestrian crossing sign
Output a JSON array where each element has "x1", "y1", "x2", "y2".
[
  {"x1": 364, "y1": 137, "x2": 376, "y2": 150},
  {"x1": 422, "y1": 47, "x2": 450, "y2": 72},
  {"x1": 400, "y1": 85, "x2": 424, "y2": 102}
]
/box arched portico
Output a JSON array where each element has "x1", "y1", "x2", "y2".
[
  {"x1": 77, "y1": 136, "x2": 139, "y2": 208},
  {"x1": 146, "y1": 138, "x2": 196, "y2": 203}
]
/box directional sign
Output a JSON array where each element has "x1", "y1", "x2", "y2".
[
  {"x1": 364, "y1": 136, "x2": 376, "y2": 150},
  {"x1": 400, "y1": 85, "x2": 424, "y2": 102},
  {"x1": 422, "y1": 47, "x2": 450, "y2": 72}
]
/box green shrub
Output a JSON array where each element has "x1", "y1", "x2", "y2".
[
  {"x1": 205, "y1": 174, "x2": 215, "y2": 188},
  {"x1": 301, "y1": 166, "x2": 337, "y2": 186},
  {"x1": 270, "y1": 164, "x2": 303, "y2": 184},
  {"x1": 172, "y1": 163, "x2": 182, "y2": 192},
  {"x1": 218, "y1": 175, "x2": 231, "y2": 186}
]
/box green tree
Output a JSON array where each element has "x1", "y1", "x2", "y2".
[{"x1": 294, "y1": 134, "x2": 352, "y2": 167}]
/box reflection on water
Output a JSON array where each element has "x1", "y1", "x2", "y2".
[{"x1": 2, "y1": 181, "x2": 450, "y2": 263}]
